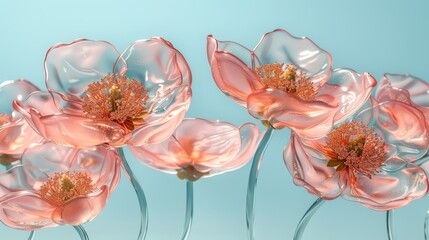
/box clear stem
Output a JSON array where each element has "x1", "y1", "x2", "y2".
[
  {"x1": 119, "y1": 147, "x2": 148, "y2": 240},
  {"x1": 293, "y1": 198, "x2": 325, "y2": 240},
  {"x1": 180, "y1": 180, "x2": 194, "y2": 240},
  {"x1": 425, "y1": 210, "x2": 429, "y2": 240},
  {"x1": 74, "y1": 225, "x2": 89, "y2": 240},
  {"x1": 27, "y1": 231, "x2": 35, "y2": 240},
  {"x1": 246, "y1": 126, "x2": 274, "y2": 240},
  {"x1": 387, "y1": 210, "x2": 395, "y2": 240}
]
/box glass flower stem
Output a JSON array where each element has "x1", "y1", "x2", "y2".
[
  {"x1": 246, "y1": 125, "x2": 274, "y2": 240},
  {"x1": 387, "y1": 210, "x2": 395, "y2": 240},
  {"x1": 425, "y1": 210, "x2": 429, "y2": 240},
  {"x1": 119, "y1": 147, "x2": 148, "y2": 240},
  {"x1": 27, "y1": 231, "x2": 35, "y2": 240},
  {"x1": 74, "y1": 225, "x2": 89, "y2": 240},
  {"x1": 293, "y1": 197, "x2": 325, "y2": 240},
  {"x1": 180, "y1": 180, "x2": 194, "y2": 240}
]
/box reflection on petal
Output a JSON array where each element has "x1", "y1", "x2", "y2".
[
  {"x1": 284, "y1": 134, "x2": 341, "y2": 199},
  {"x1": 45, "y1": 39, "x2": 121, "y2": 99},
  {"x1": 341, "y1": 158, "x2": 428, "y2": 210}
]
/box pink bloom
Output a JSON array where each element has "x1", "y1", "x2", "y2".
[
  {"x1": 0, "y1": 142, "x2": 120, "y2": 230},
  {"x1": 0, "y1": 80, "x2": 44, "y2": 166},
  {"x1": 376, "y1": 73, "x2": 429, "y2": 126},
  {"x1": 207, "y1": 29, "x2": 376, "y2": 139},
  {"x1": 284, "y1": 100, "x2": 429, "y2": 210},
  {"x1": 14, "y1": 38, "x2": 192, "y2": 147},
  {"x1": 129, "y1": 118, "x2": 261, "y2": 181}
]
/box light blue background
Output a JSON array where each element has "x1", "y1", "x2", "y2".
[{"x1": 1, "y1": 0, "x2": 429, "y2": 239}]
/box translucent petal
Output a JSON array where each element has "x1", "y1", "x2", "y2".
[
  {"x1": 0, "y1": 79, "x2": 40, "y2": 115},
  {"x1": 207, "y1": 35, "x2": 263, "y2": 106},
  {"x1": 377, "y1": 74, "x2": 429, "y2": 126},
  {"x1": 247, "y1": 88, "x2": 337, "y2": 138},
  {"x1": 45, "y1": 39, "x2": 121, "y2": 99},
  {"x1": 200, "y1": 122, "x2": 261, "y2": 176},
  {"x1": 0, "y1": 192, "x2": 56, "y2": 230},
  {"x1": 0, "y1": 119, "x2": 43, "y2": 155},
  {"x1": 51, "y1": 186, "x2": 109, "y2": 225},
  {"x1": 341, "y1": 158, "x2": 428, "y2": 210},
  {"x1": 14, "y1": 92, "x2": 126, "y2": 147},
  {"x1": 355, "y1": 101, "x2": 429, "y2": 162},
  {"x1": 127, "y1": 86, "x2": 191, "y2": 146},
  {"x1": 283, "y1": 134, "x2": 341, "y2": 199},
  {"x1": 129, "y1": 137, "x2": 185, "y2": 174},
  {"x1": 317, "y1": 69, "x2": 377, "y2": 124},
  {"x1": 253, "y1": 29, "x2": 332, "y2": 87},
  {"x1": 116, "y1": 38, "x2": 191, "y2": 100}
]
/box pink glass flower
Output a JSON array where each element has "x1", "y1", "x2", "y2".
[
  {"x1": 207, "y1": 29, "x2": 376, "y2": 139},
  {"x1": 0, "y1": 142, "x2": 120, "y2": 230},
  {"x1": 376, "y1": 73, "x2": 429, "y2": 125},
  {"x1": 129, "y1": 118, "x2": 261, "y2": 181},
  {"x1": 14, "y1": 38, "x2": 192, "y2": 147},
  {"x1": 0, "y1": 80, "x2": 44, "y2": 166},
  {"x1": 284, "y1": 100, "x2": 429, "y2": 210}
]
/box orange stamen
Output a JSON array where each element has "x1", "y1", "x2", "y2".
[
  {"x1": 39, "y1": 172, "x2": 94, "y2": 205},
  {"x1": 323, "y1": 121, "x2": 386, "y2": 178},
  {"x1": 256, "y1": 63, "x2": 316, "y2": 101},
  {"x1": 82, "y1": 74, "x2": 148, "y2": 131}
]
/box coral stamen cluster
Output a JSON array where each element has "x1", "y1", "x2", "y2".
[
  {"x1": 82, "y1": 74, "x2": 148, "y2": 131},
  {"x1": 322, "y1": 121, "x2": 386, "y2": 178},
  {"x1": 256, "y1": 63, "x2": 316, "y2": 101},
  {"x1": 39, "y1": 172, "x2": 94, "y2": 205}
]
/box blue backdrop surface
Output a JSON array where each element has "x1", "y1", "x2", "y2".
[{"x1": 1, "y1": 0, "x2": 429, "y2": 239}]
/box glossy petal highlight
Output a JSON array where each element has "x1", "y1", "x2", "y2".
[
  {"x1": 253, "y1": 29, "x2": 332, "y2": 87},
  {"x1": 45, "y1": 39, "x2": 122, "y2": 100},
  {"x1": 341, "y1": 158, "x2": 428, "y2": 210},
  {"x1": 284, "y1": 134, "x2": 341, "y2": 199},
  {"x1": 131, "y1": 118, "x2": 261, "y2": 180}
]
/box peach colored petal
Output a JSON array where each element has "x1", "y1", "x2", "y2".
[
  {"x1": 21, "y1": 143, "x2": 120, "y2": 188},
  {"x1": 0, "y1": 79, "x2": 40, "y2": 115},
  {"x1": 173, "y1": 119, "x2": 242, "y2": 167},
  {"x1": 129, "y1": 137, "x2": 185, "y2": 174},
  {"x1": 126, "y1": 86, "x2": 191, "y2": 146},
  {"x1": 51, "y1": 186, "x2": 109, "y2": 225},
  {"x1": 317, "y1": 69, "x2": 377, "y2": 124},
  {"x1": 379, "y1": 74, "x2": 429, "y2": 106},
  {"x1": 283, "y1": 134, "x2": 341, "y2": 200},
  {"x1": 377, "y1": 74, "x2": 429, "y2": 126},
  {"x1": 14, "y1": 92, "x2": 126, "y2": 147},
  {"x1": 199, "y1": 122, "x2": 261, "y2": 175},
  {"x1": 341, "y1": 157, "x2": 428, "y2": 210},
  {"x1": 0, "y1": 166, "x2": 39, "y2": 194},
  {"x1": 0, "y1": 119, "x2": 43, "y2": 155},
  {"x1": 0, "y1": 191, "x2": 56, "y2": 230},
  {"x1": 207, "y1": 35, "x2": 263, "y2": 107},
  {"x1": 116, "y1": 38, "x2": 191, "y2": 98},
  {"x1": 355, "y1": 101, "x2": 429, "y2": 162},
  {"x1": 44, "y1": 39, "x2": 122, "y2": 100},
  {"x1": 247, "y1": 88, "x2": 337, "y2": 138},
  {"x1": 253, "y1": 29, "x2": 332, "y2": 87}
]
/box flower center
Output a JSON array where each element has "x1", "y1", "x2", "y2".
[
  {"x1": 322, "y1": 121, "x2": 386, "y2": 177},
  {"x1": 0, "y1": 113, "x2": 11, "y2": 126},
  {"x1": 256, "y1": 63, "x2": 316, "y2": 101},
  {"x1": 82, "y1": 74, "x2": 148, "y2": 131},
  {"x1": 39, "y1": 172, "x2": 94, "y2": 205},
  {"x1": 176, "y1": 166, "x2": 209, "y2": 182}
]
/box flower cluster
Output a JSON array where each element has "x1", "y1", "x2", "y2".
[
  {"x1": 1, "y1": 28, "x2": 429, "y2": 239},
  {"x1": 208, "y1": 29, "x2": 429, "y2": 211}
]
